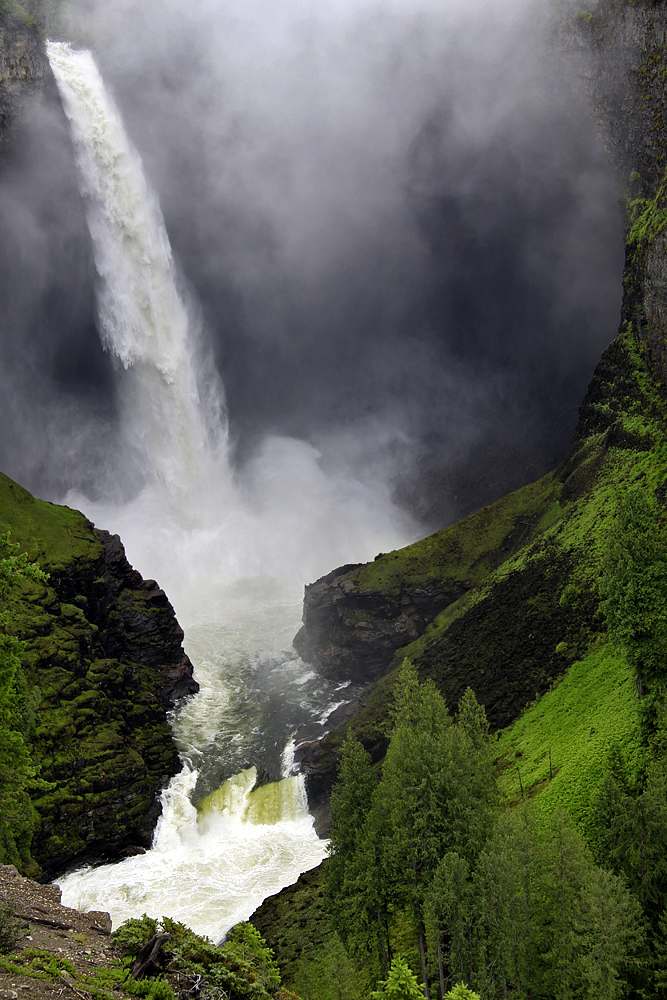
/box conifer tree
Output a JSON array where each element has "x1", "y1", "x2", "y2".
[
  {"x1": 576, "y1": 866, "x2": 645, "y2": 1000},
  {"x1": 600, "y1": 489, "x2": 667, "y2": 697},
  {"x1": 542, "y1": 808, "x2": 591, "y2": 1000},
  {"x1": 325, "y1": 731, "x2": 391, "y2": 976},
  {"x1": 377, "y1": 661, "x2": 452, "y2": 995},
  {"x1": 444, "y1": 985, "x2": 480, "y2": 1000},
  {"x1": 370, "y1": 955, "x2": 423, "y2": 1000},
  {"x1": 425, "y1": 852, "x2": 473, "y2": 996},
  {"x1": 473, "y1": 808, "x2": 547, "y2": 997}
]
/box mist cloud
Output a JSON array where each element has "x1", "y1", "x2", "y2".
[{"x1": 0, "y1": 0, "x2": 623, "y2": 526}]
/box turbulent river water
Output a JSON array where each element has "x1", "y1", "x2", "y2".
[{"x1": 45, "y1": 41, "x2": 414, "y2": 941}]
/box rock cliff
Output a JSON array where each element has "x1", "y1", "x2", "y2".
[
  {"x1": 293, "y1": 0, "x2": 667, "y2": 823},
  {"x1": 0, "y1": 471, "x2": 197, "y2": 878},
  {"x1": 0, "y1": 20, "x2": 49, "y2": 153}
]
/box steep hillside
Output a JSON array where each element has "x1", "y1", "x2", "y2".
[
  {"x1": 0, "y1": 472, "x2": 197, "y2": 877},
  {"x1": 293, "y1": 0, "x2": 667, "y2": 826},
  {"x1": 295, "y1": 326, "x2": 663, "y2": 816}
]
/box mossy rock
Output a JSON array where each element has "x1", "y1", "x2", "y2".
[{"x1": 0, "y1": 472, "x2": 196, "y2": 877}]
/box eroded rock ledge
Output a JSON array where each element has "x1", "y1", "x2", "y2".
[
  {"x1": 0, "y1": 472, "x2": 197, "y2": 877},
  {"x1": 293, "y1": 562, "x2": 467, "y2": 683},
  {"x1": 0, "y1": 23, "x2": 49, "y2": 153}
]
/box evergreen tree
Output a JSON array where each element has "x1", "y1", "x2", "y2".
[
  {"x1": 379, "y1": 666, "x2": 495, "y2": 996},
  {"x1": 576, "y1": 866, "x2": 645, "y2": 1000},
  {"x1": 370, "y1": 955, "x2": 424, "y2": 1000},
  {"x1": 652, "y1": 904, "x2": 667, "y2": 996},
  {"x1": 444, "y1": 986, "x2": 480, "y2": 1000},
  {"x1": 425, "y1": 852, "x2": 473, "y2": 997},
  {"x1": 542, "y1": 808, "x2": 591, "y2": 1000},
  {"x1": 378, "y1": 661, "x2": 452, "y2": 995},
  {"x1": 325, "y1": 732, "x2": 391, "y2": 976},
  {"x1": 592, "y1": 758, "x2": 667, "y2": 923},
  {"x1": 473, "y1": 808, "x2": 547, "y2": 998},
  {"x1": 600, "y1": 489, "x2": 667, "y2": 697}
]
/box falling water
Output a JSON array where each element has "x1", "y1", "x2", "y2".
[{"x1": 46, "y1": 40, "x2": 415, "y2": 939}]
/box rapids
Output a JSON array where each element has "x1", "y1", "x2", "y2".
[{"x1": 46, "y1": 40, "x2": 414, "y2": 939}]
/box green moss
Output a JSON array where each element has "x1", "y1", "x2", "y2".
[
  {"x1": 307, "y1": 316, "x2": 667, "y2": 805},
  {"x1": 251, "y1": 866, "x2": 332, "y2": 988},
  {"x1": 0, "y1": 472, "x2": 183, "y2": 874},
  {"x1": 354, "y1": 474, "x2": 560, "y2": 598},
  {"x1": 0, "y1": 473, "x2": 102, "y2": 570}
]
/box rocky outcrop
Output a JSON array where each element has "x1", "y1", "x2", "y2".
[
  {"x1": 293, "y1": 562, "x2": 465, "y2": 682},
  {"x1": 555, "y1": 1, "x2": 667, "y2": 196},
  {"x1": 0, "y1": 22, "x2": 49, "y2": 153},
  {"x1": 0, "y1": 864, "x2": 118, "y2": 1000},
  {"x1": 52, "y1": 530, "x2": 198, "y2": 709},
  {"x1": 559, "y1": 2, "x2": 667, "y2": 385},
  {"x1": 291, "y1": 3, "x2": 667, "y2": 829},
  {"x1": 0, "y1": 471, "x2": 197, "y2": 878}
]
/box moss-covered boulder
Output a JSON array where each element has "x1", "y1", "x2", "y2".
[{"x1": 0, "y1": 472, "x2": 197, "y2": 877}]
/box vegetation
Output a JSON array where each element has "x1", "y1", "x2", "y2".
[
  {"x1": 316, "y1": 661, "x2": 667, "y2": 998},
  {"x1": 0, "y1": 897, "x2": 21, "y2": 955},
  {"x1": 0, "y1": 470, "x2": 185, "y2": 877},
  {"x1": 0, "y1": 530, "x2": 46, "y2": 875},
  {"x1": 0, "y1": 945, "x2": 177, "y2": 999},
  {"x1": 111, "y1": 917, "x2": 281, "y2": 1000},
  {"x1": 0, "y1": 0, "x2": 66, "y2": 33}
]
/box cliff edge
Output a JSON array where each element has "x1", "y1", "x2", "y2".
[
  {"x1": 293, "y1": 0, "x2": 667, "y2": 827},
  {"x1": 0, "y1": 471, "x2": 197, "y2": 878}
]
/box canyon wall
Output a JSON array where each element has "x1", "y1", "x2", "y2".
[
  {"x1": 0, "y1": 19, "x2": 49, "y2": 153},
  {"x1": 0, "y1": 470, "x2": 197, "y2": 878},
  {"x1": 293, "y1": 0, "x2": 667, "y2": 825}
]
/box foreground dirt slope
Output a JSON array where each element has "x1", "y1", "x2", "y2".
[{"x1": 0, "y1": 864, "x2": 129, "y2": 1000}]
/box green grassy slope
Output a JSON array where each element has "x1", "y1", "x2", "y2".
[
  {"x1": 496, "y1": 642, "x2": 642, "y2": 834},
  {"x1": 306, "y1": 321, "x2": 666, "y2": 771}
]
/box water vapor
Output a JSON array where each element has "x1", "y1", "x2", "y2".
[{"x1": 0, "y1": 0, "x2": 623, "y2": 532}]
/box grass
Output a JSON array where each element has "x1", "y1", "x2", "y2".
[
  {"x1": 353, "y1": 473, "x2": 560, "y2": 598},
  {"x1": 0, "y1": 472, "x2": 102, "y2": 571},
  {"x1": 0, "y1": 947, "x2": 175, "y2": 999},
  {"x1": 495, "y1": 641, "x2": 642, "y2": 839}
]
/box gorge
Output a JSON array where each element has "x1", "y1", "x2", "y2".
[{"x1": 0, "y1": 0, "x2": 665, "y2": 989}]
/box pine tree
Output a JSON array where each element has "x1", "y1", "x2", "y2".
[
  {"x1": 370, "y1": 955, "x2": 424, "y2": 1000},
  {"x1": 425, "y1": 852, "x2": 473, "y2": 997},
  {"x1": 576, "y1": 866, "x2": 645, "y2": 1000},
  {"x1": 378, "y1": 661, "x2": 452, "y2": 996},
  {"x1": 473, "y1": 808, "x2": 547, "y2": 998},
  {"x1": 542, "y1": 808, "x2": 591, "y2": 1000},
  {"x1": 600, "y1": 489, "x2": 667, "y2": 697},
  {"x1": 325, "y1": 732, "x2": 391, "y2": 976},
  {"x1": 444, "y1": 985, "x2": 480, "y2": 1000}
]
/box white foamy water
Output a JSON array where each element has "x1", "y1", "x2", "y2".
[
  {"x1": 58, "y1": 766, "x2": 328, "y2": 941},
  {"x1": 47, "y1": 40, "x2": 415, "y2": 939}
]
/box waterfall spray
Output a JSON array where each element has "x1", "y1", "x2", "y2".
[{"x1": 46, "y1": 40, "x2": 414, "y2": 939}]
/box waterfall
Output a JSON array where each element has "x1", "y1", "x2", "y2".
[
  {"x1": 46, "y1": 40, "x2": 414, "y2": 940},
  {"x1": 46, "y1": 41, "x2": 228, "y2": 503}
]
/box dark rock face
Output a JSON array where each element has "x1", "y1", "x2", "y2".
[
  {"x1": 561, "y1": 3, "x2": 667, "y2": 384},
  {"x1": 0, "y1": 471, "x2": 197, "y2": 878},
  {"x1": 293, "y1": 563, "x2": 463, "y2": 683},
  {"x1": 55, "y1": 530, "x2": 198, "y2": 709},
  {"x1": 0, "y1": 24, "x2": 49, "y2": 153},
  {"x1": 558, "y1": 2, "x2": 667, "y2": 197},
  {"x1": 26, "y1": 527, "x2": 198, "y2": 878},
  {"x1": 290, "y1": 3, "x2": 667, "y2": 833}
]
